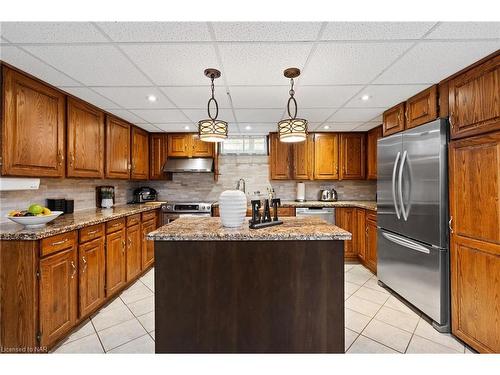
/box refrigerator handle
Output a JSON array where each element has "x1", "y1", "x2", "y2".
[
  {"x1": 392, "y1": 151, "x2": 401, "y2": 219},
  {"x1": 382, "y1": 231, "x2": 430, "y2": 254},
  {"x1": 398, "y1": 150, "x2": 409, "y2": 221}
]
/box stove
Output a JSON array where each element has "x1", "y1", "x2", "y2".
[{"x1": 160, "y1": 202, "x2": 213, "y2": 225}]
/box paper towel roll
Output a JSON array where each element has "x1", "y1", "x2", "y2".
[{"x1": 296, "y1": 182, "x2": 305, "y2": 202}]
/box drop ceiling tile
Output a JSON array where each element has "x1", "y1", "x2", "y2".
[
  {"x1": 321, "y1": 22, "x2": 435, "y2": 40},
  {"x1": 228, "y1": 86, "x2": 288, "y2": 108},
  {"x1": 130, "y1": 109, "x2": 190, "y2": 123},
  {"x1": 374, "y1": 41, "x2": 500, "y2": 84},
  {"x1": 182, "y1": 108, "x2": 235, "y2": 123},
  {"x1": 0, "y1": 22, "x2": 108, "y2": 43},
  {"x1": 160, "y1": 86, "x2": 231, "y2": 108},
  {"x1": 344, "y1": 84, "x2": 431, "y2": 108},
  {"x1": 92, "y1": 87, "x2": 174, "y2": 109},
  {"x1": 329, "y1": 108, "x2": 384, "y2": 123},
  {"x1": 425, "y1": 22, "x2": 500, "y2": 40},
  {"x1": 106, "y1": 109, "x2": 147, "y2": 124},
  {"x1": 213, "y1": 22, "x2": 322, "y2": 42},
  {"x1": 296, "y1": 85, "x2": 361, "y2": 108},
  {"x1": 302, "y1": 42, "x2": 413, "y2": 85},
  {"x1": 0, "y1": 45, "x2": 80, "y2": 86},
  {"x1": 64, "y1": 87, "x2": 120, "y2": 109},
  {"x1": 153, "y1": 123, "x2": 197, "y2": 132},
  {"x1": 234, "y1": 109, "x2": 284, "y2": 123},
  {"x1": 218, "y1": 43, "x2": 313, "y2": 85},
  {"x1": 135, "y1": 123, "x2": 163, "y2": 132},
  {"x1": 96, "y1": 22, "x2": 211, "y2": 42},
  {"x1": 23, "y1": 45, "x2": 150, "y2": 86},
  {"x1": 237, "y1": 123, "x2": 277, "y2": 134},
  {"x1": 120, "y1": 43, "x2": 219, "y2": 85},
  {"x1": 299, "y1": 108, "x2": 335, "y2": 123},
  {"x1": 353, "y1": 122, "x2": 382, "y2": 131},
  {"x1": 318, "y1": 123, "x2": 364, "y2": 131}
]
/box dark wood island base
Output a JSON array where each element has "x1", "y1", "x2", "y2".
[{"x1": 154, "y1": 240, "x2": 345, "y2": 353}]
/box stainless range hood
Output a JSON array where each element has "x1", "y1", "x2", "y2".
[{"x1": 162, "y1": 158, "x2": 214, "y2": 173}]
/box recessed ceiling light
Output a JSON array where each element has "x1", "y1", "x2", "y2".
[
  {"x1": 147, "y1": 94, "x2": 157, "y2": 102},
  {"x1": 323, "y1": 125, "x2": 330, "y2": 129},
  {"x1": 361, "y1": 94, "x2": 370, "y2": 101},
  {"x1": 184, "y1": 125, "x2": 190, "y2": 130},
  {"x1": 245, "y1": 125, "x2": 252, "y2": 130}
]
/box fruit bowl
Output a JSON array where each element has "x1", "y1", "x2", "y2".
[{"x1": 6, "y1": 211, "x2": 64, "y2": 228}]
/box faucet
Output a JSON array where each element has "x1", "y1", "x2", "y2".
[{"x1": 236, "y1": 178, "x2": 246, "y2": 193}]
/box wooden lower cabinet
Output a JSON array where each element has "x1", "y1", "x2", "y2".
[
  {"x1": 126, "y1": 223, "x2": 142, "y2": 281},
  {"x1": 39, "y1": 247, "x2": 78, "y2": 348},
  {"x1": 365, "y1": 212, "x2": 378, "y2": 273},
  {"x1": 105, "y1": 227, "x2": 127, "y2": 296},
  {"x1": 356, "y1": 209, "x2": 366, "y2": 261},
  {"x1": 336, "y1": 207, "x2": 357, "y2": 259},
  {"x1": 78, "y1": 236, "x2": 105, "y2": 318},
  {"x1": 142, "y1": 219, "x2": 156, "y2": 269}
]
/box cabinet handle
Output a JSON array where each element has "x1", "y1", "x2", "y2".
[
  {"x1": 127, "y1": 163, "x2": 132, "y2": 171},
  {"x1": 121, "y1": 240, "x2": 125, "y2": 253},
  {"x1": 82, "y1": 256, "x2": 88, "y2": 272},
  {"x1": 405, "y1": 109, "x2": 409, "y2": 120},
  {"x1": 57, "y1": 150, "x2": 64, "y2": 166},
  {"x1": 111, "y1": 223, "x2": 121, "y2": 228},
  {"x1": 128, "y1": 238, "x2": 132, "y2": 247},
  {"x1": 449, "y1": 217, "x2": 453, "y2": 233},
  {"x1": 449, "y1": 115, "x2": 454, "y2": 129},
  {"x1": 51, "y1": 238, "x2": 68, "y2": 246},
  {"x1": 70, "y1": 261, "x2": 76, "y2": 279},
  {"x1": 87, "y1": 230, "x2": 98, "y2": 235},
  {"x1": 68, "y1": 151, "x2": 74, "y2": 167}
]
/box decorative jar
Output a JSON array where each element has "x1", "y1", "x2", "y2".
[{"x1": 219, "y1": 190, "x2": 247, "y2": 228}]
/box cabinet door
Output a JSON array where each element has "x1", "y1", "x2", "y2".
[
  {"x1": 383, "y1": 102, "x2": 405, "y2": 137},
  {"x1": 313, "y1": 133, "x2": 339, "y2": 180},
  {"x1": 2, "y1": 67, "x2": 65, "y2": 177},
  {"x1": 339, "y1": 133, "x2": 366, "y2": 180},
  {"x1": 131, "y1": 127, "x2": 149, "y2": 180},
  {"x1": 269, "y1": 133, "x2": 291, "y2": 180},
  {"x1": 292, "y1": 135, "x2": 313, "y2": 180},
  {"x1": 105, "y1": 116, "x2": 130, "y2": 179},
  {"x1": 105, "y1": 228, "x2": 127, "y2": 296},
  {"x1": 356, "y1": 209, "x2": 366, "y2": 260},
  {"x1": 449, "y1": 54, "x2": 499, "y2": 140},
  {"x1": 150, "y1": 133, "x2": 169, "y2": 180},
  {"x1": 167, "y1": 134, "x2": 190, "y2": 157},
  {"x1": 39, "y1": 247, "x2": 78, "y2": 347},
  {"x1": 142, "y1": 219, "x2": 156, "y2": 269},
  {"x1": 192, "y1": 136, "x2": 214, "y2": 157},
  {"x1": 336, "y1": 207, "x2": 357, "y2": 259},
  {"x1": 366, "y1": 126, "x2": 382, "y2": 180},
  {"x1": 405, "y1": 85, "x2": 438, "y2": 129},
  {"x1": 67, "y1": 97, "x2": 104, "y2": 178},
  {"x1": 79, "y1": 237, "x2": 105, "y2": 318},
  {"x1": 126, "y1": 223, "x2": 142, "y2": 281},
  {"x1": 366, "y1": 215, "x2": 378, "y2": 274}
]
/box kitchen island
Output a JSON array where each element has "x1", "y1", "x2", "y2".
[{"x1": 147, "y1": 216, "x2": 351, "y2": 353}]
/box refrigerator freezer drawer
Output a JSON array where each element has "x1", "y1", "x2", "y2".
[{"x1": 377, "y1": 228, "x2": 450, "y2": 327}]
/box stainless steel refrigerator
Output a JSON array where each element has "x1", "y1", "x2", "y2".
[{"x1": 377, "y1": 118, "x2": 450, "y2": 332}]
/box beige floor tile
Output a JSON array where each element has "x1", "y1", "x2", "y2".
[
  {"x1": 406, "y1": 335, "x2": 463, "y2": 354},
  {"x1": 344, "y1": 264, "x2": 355, "y2": 272},
  {"x1": 98, "y1": 296, "x2": 127, "y2": 314},
  {"x1": 345, "y1": 281, "x2": 362, "y2": 296},
  {"x1": 345, "y1": 295, "x2": 382, "y2": 317},
  {"x1": 363, "y1": 278, "x2": 390, "y2": 295},
  {"x1": 108, "y1": 334, "x2": 155, "y2": 353},
  {"x1": 137, "y1": 311, "x2": 155, "y2": 333},
  {"x1": 91, "y1": 303, "x2": 135, "y2": 332},
  {"x1": 98, "y1": 318, "x2": 147, "y2": 352},
  {"x1": 345, "y1": 308, "x2": 372, "y2": 333},
  {"x1": 345, "y1": 271, "x2": 372, "y2": 286},
  {"x1": 127, "y1": 295, "x2": 154, "y2": 317},
  {"x1": 345, "y1": 328, "x2": 359, "y2": 351},
  {"x1": 374, "y1": 306, "x2": 420, "y2": 333},
  {"x1": 414, "y1": 318, "x2": 465, "y2": 352},
  {"x1": 53, "y1": 333, "x2": 104, "y2": 353},
  {"x1": 347, "y1": 335, "x2": 397, "y2": 354},
  {"x1": 59, "y1": 319, "x2": 95, "y2": 345},
  {"x1": 384, "y1": 295, "x2": 419, "y2": 316},
  {"x1": 120, "y1": 282, "x2": 154, "y2": 305},
  {"x1": 149, "y1": 330, "x2": 155, "y2": 341},
  {"x1": 352, "y1": 286, "x2": 390, "y2": 305},
  {"x1": 362, "y1": 319, "x2": 412, "y2": 353},
  {"x1": 465, "y1": 346, "x2": 476, "y2": 354}
]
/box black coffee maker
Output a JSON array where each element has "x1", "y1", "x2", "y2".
[{"x1": 131, "y1": 187, "x2": 158, "y2": 203}]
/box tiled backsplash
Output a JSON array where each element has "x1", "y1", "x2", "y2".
[{"x1": 0, "y1": 155, "x2": 376, "y2": 222}]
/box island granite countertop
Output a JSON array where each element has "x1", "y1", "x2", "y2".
[
  {"x1": 0, "y1": 203, "x2": 162, "y2": 241},
  {"x1": 147, "y1": 216, "x2": 352, "y2": 241},
  {"x1": 212, "y1": 200, "x2": 377, "y2": 211}
]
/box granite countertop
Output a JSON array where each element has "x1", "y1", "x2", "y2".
[
  {"x1": 212, "y1": 200, "x2": 377, "y2": 211},
  {"x1": 0, "y1": 203, "x2": 162, "y2": 241},
  {"x1": 147, "y1": 216, "x2": 352, "y2": 242}
]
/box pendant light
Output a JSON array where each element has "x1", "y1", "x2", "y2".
[
  {"x1": 198, "y1": 68, "x2": 228, "y2": 142},
  {"x1": 278, "y1": 68, "x2": 308, "y2": 143}
]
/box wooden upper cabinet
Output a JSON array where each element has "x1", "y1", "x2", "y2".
[
  {"x1": 167, "y1": 134, "x2": 189, "y2": 157},
  {"x1": 150, "y1": 133, "x2": 170, "y2": 180},
  {"x1": 405, "y1": 85, "x2": 438, "y2": 129},
  {"x1": 269, "y1": 133, "x2": 291, "y2": 180},
  {"x1": 313, "y1": 133, "x2": 339, "y2": 180},
  {"x1": 383, "y1": 102, "x2": 405, "y2": 137},
  {"x1": 67, "y1": 98, "x2": 104, "y2": 178},
  {"x1": 292, "y1": 134, "x2": 313, "y2": 180},
  {"x1": 166, "y1": 133, "x2": 214, "y2": 158},
  {"x1": 105, "y1": 116, "x2": 131, "y2": 179},
  {"x1": 339, "y1": 133, "x2": 366, "y2": 180},
  {"x1": 367, "y1": 126, "x2": 382, "y2": 180},
  {"x1": 131, "y1": 127, "x2": 149, "y2": 180},
  {"x1": 449, "y1": 54, "x2": 500, "y2": 139},
  {"x1": 1, "y1": 67, "x2": 65, "y2": 177},
  {"x1": 192, "y1": 136, "x2": 214, "y2": 157}
]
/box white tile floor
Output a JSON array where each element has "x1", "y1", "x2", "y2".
[{"x1": 52, "y1": 264, "x2": 473, "y2": 354}]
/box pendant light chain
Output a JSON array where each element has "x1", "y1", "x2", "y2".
[
  {"x1": 207, "y1": 74, "x2": 219, "y2": 121},
  {"x1": 287, "y1": 77, "x2": 298, "y2": 120}
]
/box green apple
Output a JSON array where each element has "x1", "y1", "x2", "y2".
[{"x1": 28, "y1": 204, "x2": 44, "y2": 215}]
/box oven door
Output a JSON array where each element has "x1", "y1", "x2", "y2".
[{"x1": 161, "y1": 212, "x2": 211, "y2": 225}]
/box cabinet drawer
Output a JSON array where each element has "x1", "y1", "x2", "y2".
[
  {"x1": 79, "y1": 223, "x2": 104, "y2": 244},
  {"x1": 106, "y1": 218, "x2": 126, "y2": 234},
  {"x1": 141, "y1": 210, "x2": 157, "y2": 223},
  {"x1": 41, "y1": 231, "x2": 77, "y2": 257},
  {"x1": 367, "y1": 212, "x2": 377, "y2": 223},
  {"x1": 127, "y1": 214, "x2": 141, "y2": 227}
]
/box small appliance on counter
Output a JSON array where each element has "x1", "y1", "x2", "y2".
[
  {"x1": 130, "y1": 187, "x2": 158, "y2": 204},
  {"x1": 46, "y1": 198, "x2": 75, "y2": 214},
  {"x1": 96, "y1": 186, "x2": 115, "y2": 208},
  {"x1": 296, "y1": 182, "x2": 305, "y2": 202},
  {"x1": 319, "y1": 188, "x2": 338, "y2": 202}
]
